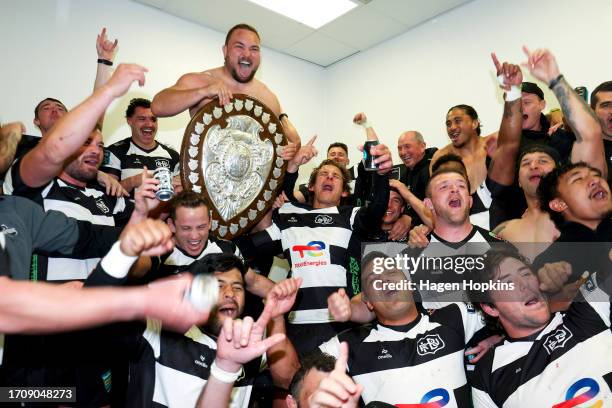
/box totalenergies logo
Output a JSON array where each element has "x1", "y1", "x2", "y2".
[
  {"x1": 396, "y1": 388, "x2": 449, "y2": 408},
  {"x1": 292, "y1": 241, "x2": 326, "y2": 258},
  {"x1": 553, "y1": 378, "x2": 602, "y2": 408}
]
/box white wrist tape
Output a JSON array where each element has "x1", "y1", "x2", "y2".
[
  {"x1": 100, "y1": 241, "x2": 138, "y2": 279},
  {"x1": 359, "y1": 120, "x2": 372, "y2": 129},
  {"x1": 211, "y1": 360, "x2": 243, "y2": 383},
  {"x1": 497, "y1": 74, "x2": 521, "y2": 102}
]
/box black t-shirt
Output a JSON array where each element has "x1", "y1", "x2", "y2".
[
  {"x1": 533, "y1": 218, "x2": 612, "y2": 281},
  {"x1": 520, "y1": 114, "x2": 575, "y2": 163}
]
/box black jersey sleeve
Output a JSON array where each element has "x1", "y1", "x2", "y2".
[{"x1": 352, "y1": 172, "x2": 389, "y2": 234}]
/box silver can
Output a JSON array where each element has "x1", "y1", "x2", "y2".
[
  {"x1": 154, "y1": 167, "x2": 174, "y2": 201},
  {"x1": 186, "y1": 274, "x2": 219, "y2": 311}
]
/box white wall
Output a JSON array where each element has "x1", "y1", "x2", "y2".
[
  {"x1": 1, "y1": 0, "x2": 610, "y2": 176},
  {"x1": 0, "y1": 0, "x2": 325, "y2": 154},
  {"x1": 324, "y1": 0, "x2": 612, "y2": 166}
]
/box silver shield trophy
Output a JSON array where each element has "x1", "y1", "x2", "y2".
[{"x1": 180, "y1": 95, "x2": 288, "y2": 239}]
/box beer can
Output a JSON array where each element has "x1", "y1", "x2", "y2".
[
  {"x1": 154, "y1": 167, "x2": 174, "y2": 201},
  {"x1": 363, "y1": 140, "x2": 380, "y2": 172},
  {"x1": 186, "y1": 274, "x2": 219, "y2": 311}
]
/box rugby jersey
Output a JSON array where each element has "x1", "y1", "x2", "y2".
[
  {"x1": 101, "y1": 137, "x2": 179, "y2": 196},
  {"x1": 8, "y1": 159, "x2": 133, "y2": 281},
  {"x1": 241, "y1": 173, "x2": 389, "y2": 325},
  {"x1": 147, "y1": 237, "x2": 241, "y2": 282},
  {"x1": 127, "y1": 319, "x2": 259, "y2": 408},
  {"x1": 470, "y1": 275, "x2": 612, "y2": 407},
  {"x1": 409, "y1": 225, "x2": 501, "y2": 305},
  {"x1": 469, "y1": 179, "x2": 492, "y2": 230},
  {"x1": 320, "y1": 302, "x2": 484, "y2": 406}
]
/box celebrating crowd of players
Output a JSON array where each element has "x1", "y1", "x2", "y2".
[{"x1": 0, "y1": 23, "x2": 610, "y2": 408}]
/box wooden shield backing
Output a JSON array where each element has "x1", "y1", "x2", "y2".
[{"x1": 180, "y1": 94, "x2": 287, "y2": 239}]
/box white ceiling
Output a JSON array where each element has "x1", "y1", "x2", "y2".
[{"x1": 133, "y1": 0, "x2": 472, "y2": 67}]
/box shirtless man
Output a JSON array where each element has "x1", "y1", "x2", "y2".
[
  {"x1": 431, "y1": 104, "x2": 490, "y2": 196},
  {"x1": 151, "y1": 23, "x2": 300, "y2": 146}
]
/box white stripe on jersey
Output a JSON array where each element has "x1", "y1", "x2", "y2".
[
  {"x1": 470, "y1": 182, "x2": 492, "y2": 230},
  {"x1": 279, "y1": 203, "x2": 342, "y2": 216},
  {"x1": 499, "y1": 332, "x2": 612, "y2": 407},
  {"x1": 288, "y1": 308, "x2": 333, "y2": 324},
  {"x1": 472, "y1": 276, "x2": 612, "y2": 408},
  {"x1": 162, "y1": 239, "x2": 239, "y2": 267},
  {"x1": 320, "y1": 304, "x2": 484, "y2": 406},
  {"x1": 354, "y1": 352, "x2": 466, "y2": 406},
  {"x1": 144, "y1": 320, "x2": 251, "y2": 408},
  {"x1": 43, "y1": 180, "x2": 127, "y2": 281}
]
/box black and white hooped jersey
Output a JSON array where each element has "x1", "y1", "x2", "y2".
[
  {"x1": 408, "y1": 225, "x2": 501, "y2": 305},
  {"x1": 320, "y1": 302, "x2": 484, "y2": 406},
  {"x1": 101, "y1": 137, "x2": 179, "y2": 183},
  {"x1": 470, "y1": 180, "x2": 492, "y2": 230},
  {"x1": 127, "y1": 320, "x2": 259, "y2": 408},
  {"x1": 247, "y1": 202, "x2": 375, "y2": 325},
  {"x1": 9, "y1": 160, "x2": 132, "y2": 281},
  {"x1": 470, "y1": 276, "x2": 612, "y2": 407},
  {"x1": 149, "y1": 237, "x2": 242, "y2": 281}
]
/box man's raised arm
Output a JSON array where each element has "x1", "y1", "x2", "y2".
[
  {"x1": 522, "y1": 46, "x2": 607, "y2": 176},
  {"x1": 19, "y1": 63, "x2": 147, "y2": 188}
]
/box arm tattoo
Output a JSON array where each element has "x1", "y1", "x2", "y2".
[
  {"x1": 552, "y1": 77, "x2": 599, "y2": 143},
  {"x1": 502, "y1": 99, "x2": 520, "y2": 119}
]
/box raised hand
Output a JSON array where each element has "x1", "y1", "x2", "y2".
[
  {"x1": 261, "y1": 277, "x2": 302, "y2": 320},
  {"x1": 521, "y1": 46, "x2": 561, "y2": 85},
  {"x1": 132, "y1": 166, "x2": 160, "y2": 220},
  {"x1": 537, "y1": 261, "x2": 573, "y2": 293},
  {"x1": 214, "y1": 305, "x2": 286, "y2": 372},
  {"x1": 288, "y1": 135, "x2": 318, "y2": 172},
  {"x1": 104, "y1": 63, "x2": 148, "y2": 97},
  {"x1": 408, "y1": 224, "x2": 430, "y2": 249},
  {"x1": 357, "y1": 143, "x2": 392, "y2": 175},
  {"x1": 119, "y1": 218, "x2": 174, "y2": 257},
  {"x1": 491, "y1": 52, "x2": 523, "y2": 90},
  {"x1": 353, "y1": 112, "x2": 367, "y2": 126},
  {"x1": 96, "y1": 27, "x2": 118, "y2": 61},
  {"x1": 328, "y1": 288, "x2": 352, "y2": 322},
  {"x1": 308, "y1": 342, "x2": 363, "y2": 408},
  {"x1": 280, "y1": 142, "x2": 298, "y2": 162}
]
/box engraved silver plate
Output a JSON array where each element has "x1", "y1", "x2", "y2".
[{"x1": 180, "y1": 94, "x2": 288, "y2": 239}]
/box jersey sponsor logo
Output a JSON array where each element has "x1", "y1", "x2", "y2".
[
  {"x1": 314, "y1": 214, "x2": 333, "y2": 225},
  {"x1": 155, "y1": 159, "x2": 170, "y2": 169},
  {"x1": 292, "y1": 241, "x2": 326, "y2": 258},
  {"x1": 465, "y1": 302, "x2": 476, "y2": 313},
  {"x1": 552, "y1": 377, "x2": 602, "y2": 408},
  {"x1": 287, "y1": 216, "x2": 298, "y2": 223},
  {"x1": 95, "y1": 198, "x2": 110, "y2": 214},
  {"x1": 416, "y1": 334, "x2": 445, "y2": 356},
  {"x1": 0, "y1": 224, "x2": 18, "y2": 236},
  {"x1": 396, "y1": 387, "x2": 450, "y2": 407},
  {"x1": 292, "y1": 241, "x2": 329, "y2": 268},
  {"x1": 543, "y1": 325, "x2": 573, "y2": 355},
  {"x1": 377, "y1": 347, "x2": 392, "y2": 360}
]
